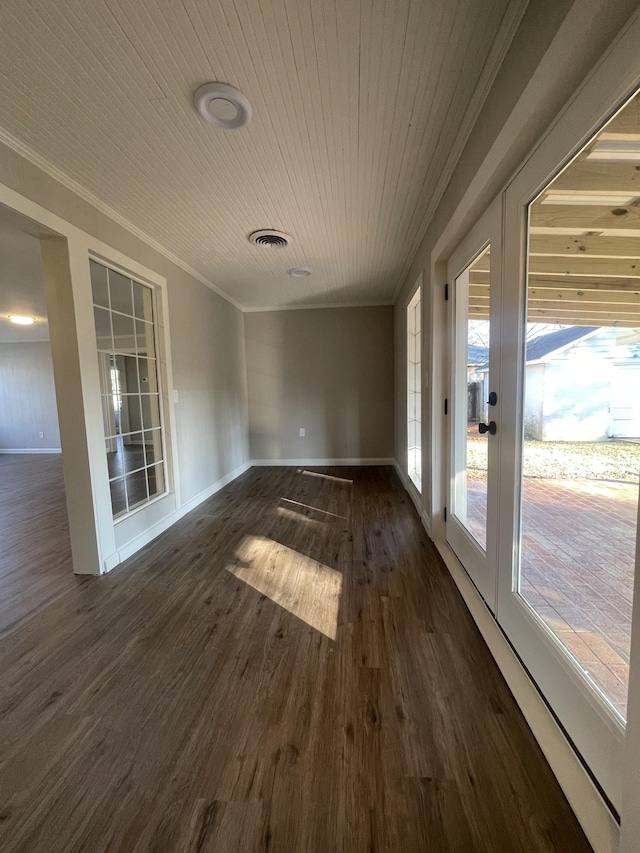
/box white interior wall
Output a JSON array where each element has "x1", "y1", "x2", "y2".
[{"x1": 0, "y1": 341, "x2": 61, "y2": 451}]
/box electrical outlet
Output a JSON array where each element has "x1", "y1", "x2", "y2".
[
  {"x1": 173, "y1": 389, "x2": 179, "y2": 403},
  {"x1": 39, "y1": 431, "x2": 44, "y2": 439},
  {"x1": 299, "y1": 427, "x2": 305, "y2": 437}
]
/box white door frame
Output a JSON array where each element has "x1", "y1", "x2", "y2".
[
  {"x1": 496, "y1": 20, "x2": 640, "y2": 812},
  {"x1": 446, "y1": 198, "x2": 502, "y2": 611}
]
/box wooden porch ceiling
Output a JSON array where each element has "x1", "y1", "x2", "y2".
[{"x1": 468, "y1": 93, "x2": 640, "y2": 327}]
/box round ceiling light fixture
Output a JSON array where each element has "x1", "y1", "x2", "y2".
[
  {"x1": 288, "y1": 267, "x2": 312, "y2": 278},
  {"x1": 194, "y1": 82, "x2": 252, "y2": 130},
  {"x1": 8, "y1": 314, "x2": 36, "y2": 325},
  {"x1": 249, "y1": 230, "x2": 291, "y2": 248}
]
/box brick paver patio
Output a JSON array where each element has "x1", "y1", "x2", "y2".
[{"x1": 467, "y1": 475, "x2": 638, "y2": 718}]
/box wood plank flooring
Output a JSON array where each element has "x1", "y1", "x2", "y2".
[{"x1": 0, "y1": 459, "x2": 593, "y2": 852}]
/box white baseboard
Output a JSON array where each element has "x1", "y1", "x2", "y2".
[
  {"x1": 393, "y1": 458, "x2": 406, "y2": 484},
  {"x1": 0, "y1": 448, "x2": 62, "y2": 454},
  {"x1": 250, "y1": 457, "x2": 395, "y2": 466},
  {"x1": 102, "y1": 551, "x2": 121, "y2": 573},
  {"x1": 110, "y1": 461, "x2": 251, "y2": 568},
  {"x1": 437, "y1": 545, "x2": 619, "y2": 853},
  {"x1": 393, "y1": 461, "x2": 618, "y2": 853},
  {"x1": 393, "y1": 458, "x2": 428, "y2": 530},
  {"x1": 176, "y1": 461, "x2": 251, "y2": 517}
]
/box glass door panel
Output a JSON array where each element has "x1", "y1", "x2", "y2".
[
  {"x1": 517, "y1": 93, "x2": 640, "y2": 723},
  {"x1": 452, "y1": 248, "x2": 491, "y2": 551},
  {"x1": 499, "y1": 87, "x2": 640, "y2": 812},
  {"x1": 447, "y1": 200, "x2": 501, "y2": 611},
  {"x1": 407, "y1": 285, "x2": 422, "y2": 492}
]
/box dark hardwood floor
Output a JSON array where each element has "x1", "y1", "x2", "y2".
[{"x1": 0, "y1": 458, "x2": 592, "y2": 852}]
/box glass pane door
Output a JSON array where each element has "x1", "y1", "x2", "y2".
[
  {"x1": 499, "y1": 87, "x2": 640, "y2": 813},
  {"x1": 517, "y1": 95, "x2": 640, "y2": 723},
  {"x1": 447, "y1": 200, "x2": 501, "y2": 610},
  {"x1": 452, "y1": 248, "x2": 491, "y2": 550}
]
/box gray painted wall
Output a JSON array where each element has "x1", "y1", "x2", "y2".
[
  {"x1": 0, "y1": 340, "x2": 61, "y2": 450},
  {"x1": 246, "y1": 306, "x2": 394, "y2": 461},
  {"x1": 170, "y1": 278, "x2": 248, "y2": 499}
]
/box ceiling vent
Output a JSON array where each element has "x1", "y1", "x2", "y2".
[
  {"x1": 249, "y1": 230, "x2": 291, "y2": 248},
  {"x1": 194, "y1": 82, "x2": 252, "y2": 130}
]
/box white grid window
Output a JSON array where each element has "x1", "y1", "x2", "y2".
[{"x1": 90, "y1": 259, "x2": 166, "y2": 519}]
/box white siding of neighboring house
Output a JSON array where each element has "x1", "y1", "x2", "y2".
[
  {"x1": 523, "y1": 363, "x2": 545, "y2": 439},
  {"x1": 541, "y1": 339, "x2": 614, "y2": 441},
  {"x1": 524, "y1": 329, "x2": 640, "y2": 441},
  {"x1": 611, "y1": 364, "x2": 640, "y2": 437}
]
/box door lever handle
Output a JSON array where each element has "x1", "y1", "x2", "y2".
[{"x1": 478, "y1": 421, "x2": 497, "y2": 436}]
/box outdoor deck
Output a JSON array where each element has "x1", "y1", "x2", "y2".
[{"x1": 467, "y1": 474, "x2": 637, "y2": 718}]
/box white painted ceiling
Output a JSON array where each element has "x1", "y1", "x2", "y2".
[{"x1": 0, "y1": 0, "x2": 526, "y2": 310}]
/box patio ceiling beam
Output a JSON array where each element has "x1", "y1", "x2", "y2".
[
  {"x1": 467, "y1": 304, "x2": 640, "y2": 326},
  {"x1": 528, "y1": 288, "x2": 640, "y2": 307},
  {"x1": 530, "y1": 205, "x2": 640, "y2": 233},
  {"x1": 472, "y1": 253, "x2": 640, "y2": 278},
  {"x1": 469, "y1": 284, "x2": 640, "y2": 306},
  {"x1": 526, "y1": 299, "x2": 640, "y2": 318},
  {"x1": 548, "y1": 162, "x2": 640, "y2": 195},
  {"x1": 468, "y1": 295, "x2": 640, "y2": 315},
  {"x1": 528, "y1": 234, "x2": 640, "y2": 259},
  {"x1": 522, "y1": 310, "x2": 640, "y2": 326},
  {"x1": 470, "y1": 271, "x2": 640, "y2": 291},
  {"x1": 526, "y1": 256, "x2": 640, "y2": 278}
]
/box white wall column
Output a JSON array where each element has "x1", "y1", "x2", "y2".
[{"x1": 40, "y1": 234, "x2": 116, "y2": 574}]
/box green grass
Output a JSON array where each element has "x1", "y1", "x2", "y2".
[{"x1": 467, "y1": 438, "x2": 640, "y2": 482}]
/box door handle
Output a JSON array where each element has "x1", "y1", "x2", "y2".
[{"x1": 478, "y1": 421, "x2": 497, "y2": 435}]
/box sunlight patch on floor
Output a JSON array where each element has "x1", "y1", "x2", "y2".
[
  {"x1": 299, "y1": 469, "x2": 353, "y2": 484},
  {"x1": 276, "y1": 506, "x2": 324, "y2": 527},
  {"x1": 280, "y1": 496, "x2": 346, "y2": 519},
  {"x1": 227, "y1": 535, "x2": 342, "y2": 639}
]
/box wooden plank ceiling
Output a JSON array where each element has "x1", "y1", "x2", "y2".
[
  {"x1": 0, "y1": 0, "x2": 524, "y2": 310},
  {"x1": 469, "y1": 92, "x2": 640, "y2": 328}
]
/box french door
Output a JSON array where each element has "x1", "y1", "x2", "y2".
[
  {"x1": 437, "y1": 14, "x2": 640, "y2": 838},
  {"x1": 496, "y1": 85, "x2": 640, "y2": 813},
  {"x1": 446, "y1": 199, "x2": 502, "y2": 611},
  {"x1": 498, "y1": 179, "x2": 632, "y2": 815},
  {"x1": 446, "y1": 98, "x2": 640, "y2": 812}
]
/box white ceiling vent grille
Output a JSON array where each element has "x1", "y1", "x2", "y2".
[
  {"x1": 194, "y1": 82, "x2": 252, "y2": 130},
  {"x1": 249, "y1": 230, "x2": 291, "y2": 248}
]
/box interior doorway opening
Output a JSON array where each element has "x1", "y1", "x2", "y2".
[{"x1": 0, "y1": 205, "x2": 74, "y2": 603}]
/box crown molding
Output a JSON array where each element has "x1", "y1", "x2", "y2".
[{"x1": 243, "y1": 300, "x2": 394, "y2": 313}]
